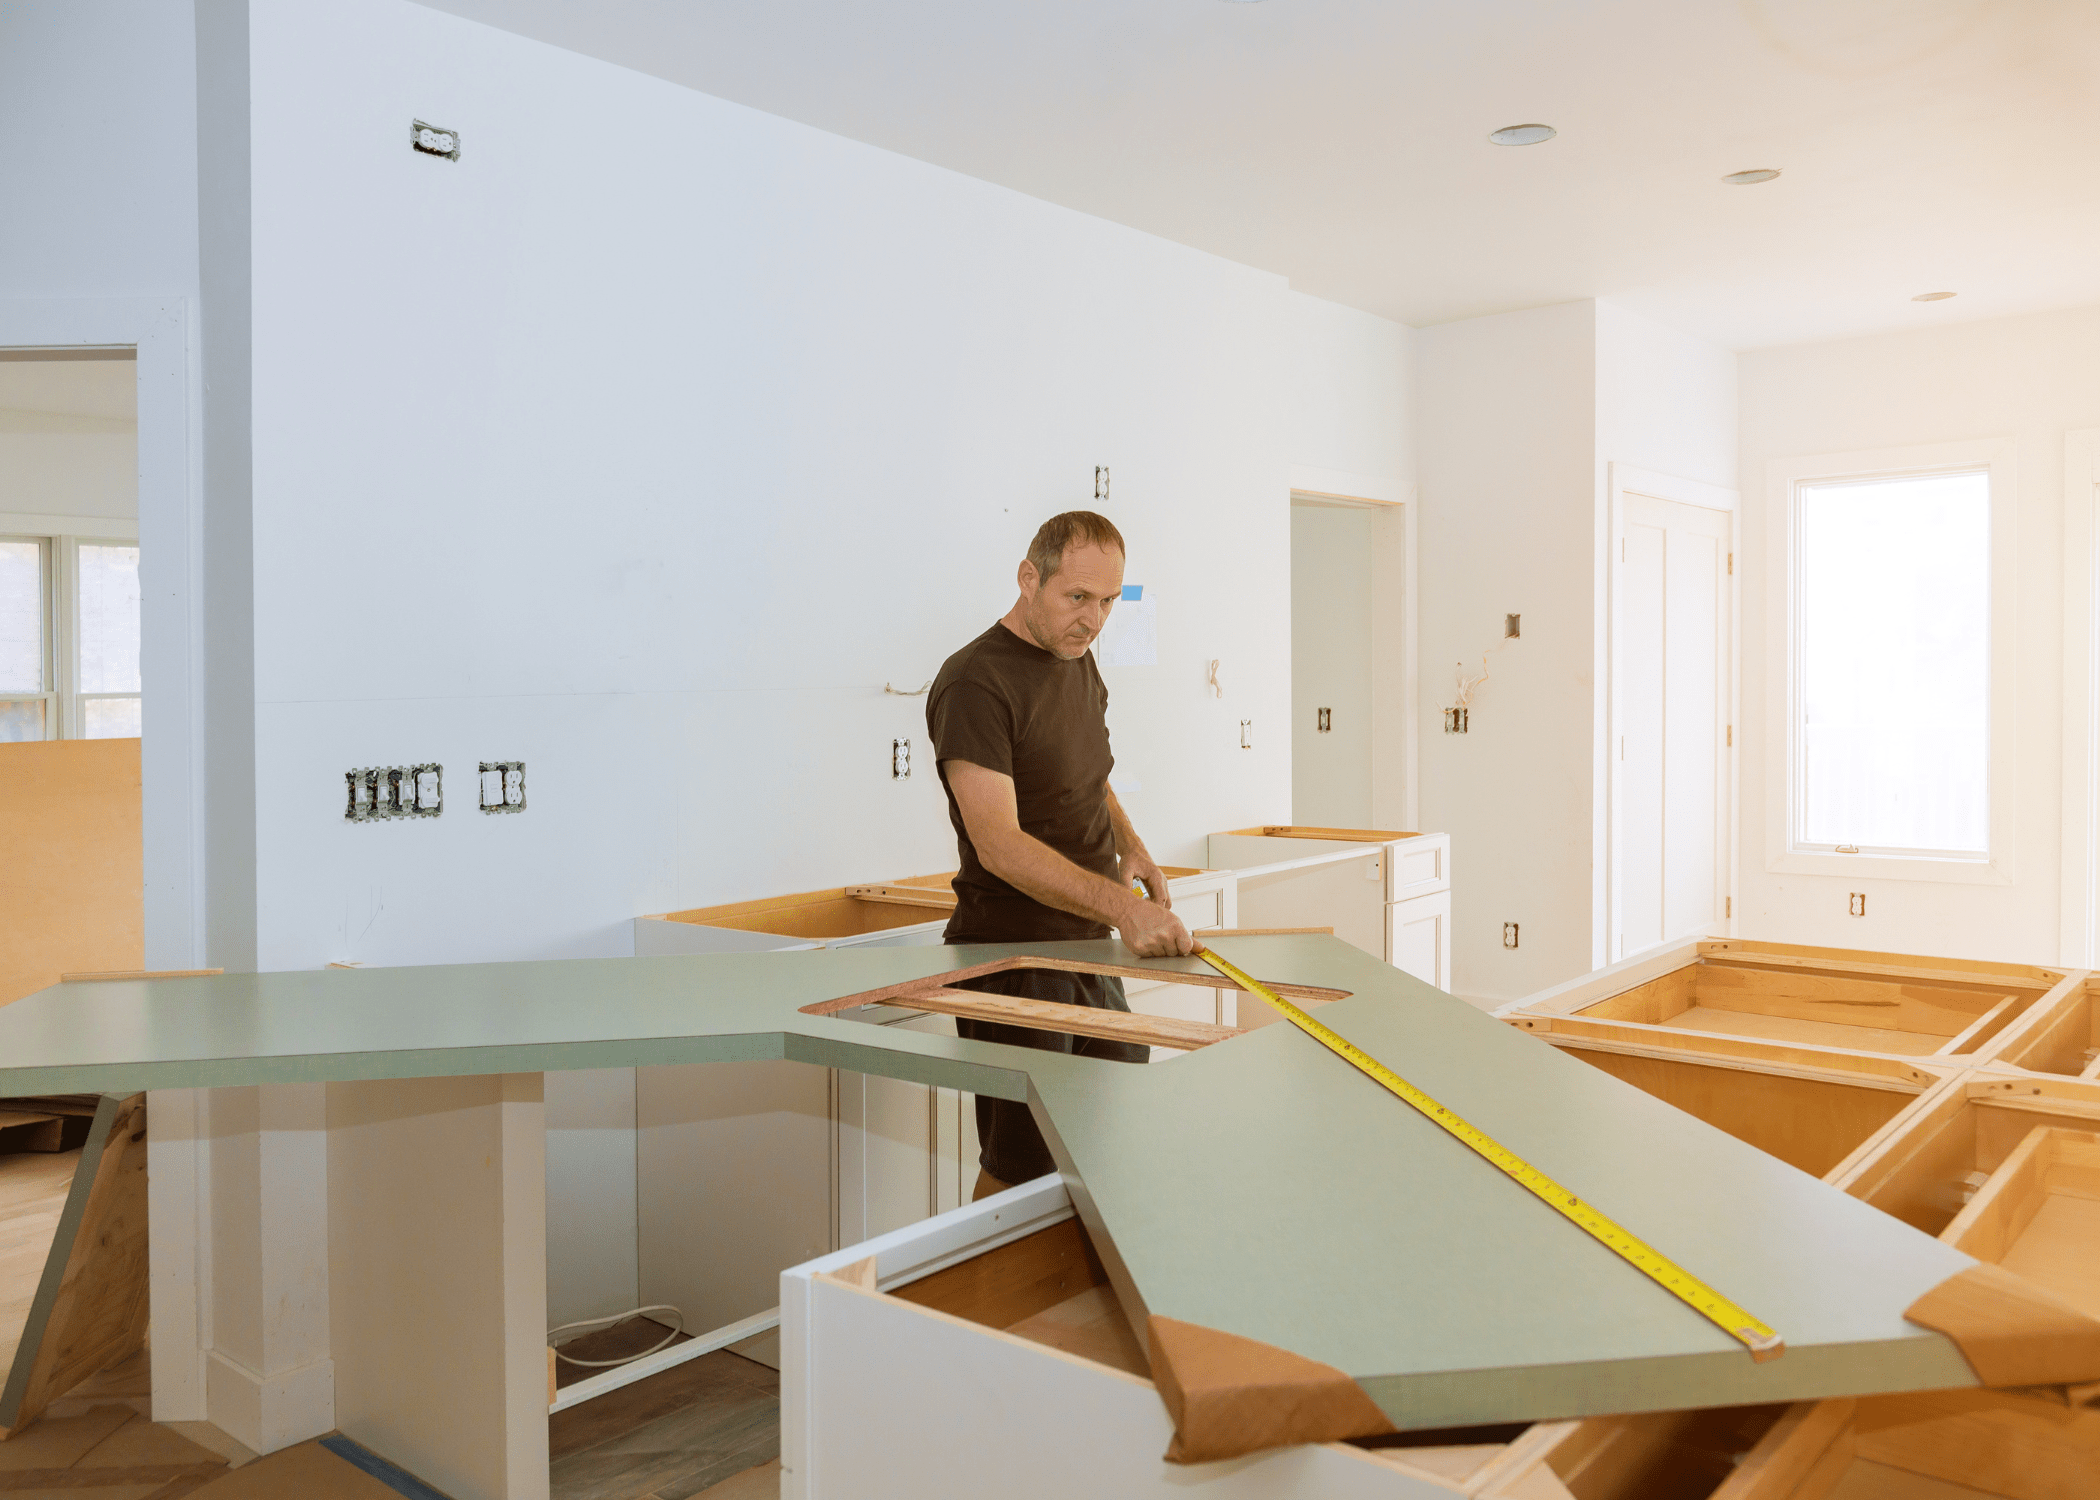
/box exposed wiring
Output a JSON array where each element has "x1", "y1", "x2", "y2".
[
  {"x1": 884, "y1": 680, "x2": 931, "y2": 696},
  {"x1": 548, "y1": 1304, "x2": 687, "y2": 1368},
  {"x1": 1206, "y1": 659, "x2": 1223, "y2": 699},
  {"x1": 1451, "y1": 631, "x2": 1519, "y2": 711}
]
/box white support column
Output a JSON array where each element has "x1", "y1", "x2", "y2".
[
  {"x1": 328, "y1": 1074, "x2": 548, "y2": 1500},
  {"x1": 146, "y1": 1088, "x2": 208, "y2": 1421},
  {"x1": 203, "y1": 1083, "x2": 334, "y2": 1453}
]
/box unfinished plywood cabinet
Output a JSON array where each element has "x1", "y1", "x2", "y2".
[
  {"x1": 1981, "y1": 973, "x2": 2100, "y2": 1081},
  {"x1": 1507, "y1": 938, "x2": 2073, "y2": 1067},
  {"x1": 1487, "y1": 1390, "x2": 2100, "y2": 1500},
  {"x1": 1207, "y1": 827, "x2": 1452, "y2": 992}
]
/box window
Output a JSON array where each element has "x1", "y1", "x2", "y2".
[
  {"x1": 1768, "y1": 439, "x2": 2015, "y2": 884},
  {"x1": 1796, "y1": 470, "x2": 1989, "y2": 857},
  {"x1": 0, "y1": 530, "x2": 141, "y2": 742}
]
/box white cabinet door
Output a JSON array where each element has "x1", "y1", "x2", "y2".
[
  {"x1": 1389, "y1": 891, "x2": 1451, "y2": 992},
  {"x1": 1613, "y1": 490, "x2": 1731, "y2": 961}
]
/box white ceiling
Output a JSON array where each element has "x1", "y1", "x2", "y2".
[
  {"x1": 416, "y1": 0, "x2": 2100, "y2": 349},
  {"x1": 0, "y1": 355, "x2": 136, "y2": 423}
]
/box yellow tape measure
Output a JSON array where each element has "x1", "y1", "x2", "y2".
[{"x1": 1196, "y1": 945, "x2": 1785, "y2": 1363}]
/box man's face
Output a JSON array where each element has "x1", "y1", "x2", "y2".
[{"x1": 1018, "y1": 542, "x2": 1125, "y2": 660}]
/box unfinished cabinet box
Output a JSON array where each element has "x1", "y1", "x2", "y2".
[
  {"x1": 1981, "y1": 974, "x2": 2100, "y2": 1081},
  {"x1": 1833, "y1": 1072, "x2": 2100, "y2": 1262},
  {"x1": 1509, "y1": 938, "x2": 2073, "y2": 1068},
  {"x1": 1206, "y1": 827, "x2": 1452, "y2": 993},
  {"x1": 1522, "y1": 1031, "x2": 1946, "y2": 1180},
  {"x1": 780, "y1": 1177, "x2": 1574, "y2": 1499},
  {"x1": 1486, "y1": 1391, "x2": 2100, "y2": 1500},
  {"x1": 634, "y1": 873, "x2": 961, "y2": 955}
]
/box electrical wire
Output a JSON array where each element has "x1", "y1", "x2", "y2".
[{"x1": 547, "y1": 1304, "x2": 687, "y2": 1368}]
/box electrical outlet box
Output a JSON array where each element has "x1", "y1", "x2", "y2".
[
  {"x1": 346, "y1": 765, "x2": 442, "y2": 821},
  {"x1": 411, "y1": 119, "x2": 460, "y2": 160},
  {"x1": 1317, "y1": 707, "x2": 1332, "y2": 733},
  {"x1": 1239, "y1": 720, "x2": 1252, "y2": 750},
  {"x1": 892, "y1": 739, "x2": 911, "y2": 780},
  {"x1": 480, "y1": 761, "x2": 525, "y2": 814},
  {"x1": 1849, "y1": 892, "x2": 1867, "y2": 917},
  {"x1": 1503, "y1": 922, "x2": 1519, "y2": 949}
]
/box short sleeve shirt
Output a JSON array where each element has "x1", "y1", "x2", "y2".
[{"x1": 927, "y1": 622, "x2": 1117, "y2": 942}]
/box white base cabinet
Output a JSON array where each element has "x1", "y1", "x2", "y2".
[
  {"x1": 1206, "y1": 828, "x2": 1452, "y2": 993},
  {"x1": 779, "y1": 1178, "x2": 1475, "y2": 1499}
]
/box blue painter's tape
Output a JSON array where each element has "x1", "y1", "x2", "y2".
[
  {"x1": 1121, "y1": 584, "x2": 1142, "y2": 601},
  {"x1": 319, "y1": 1435, "x2": 455, "y2": 1500}
]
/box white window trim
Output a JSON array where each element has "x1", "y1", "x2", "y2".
[
  {"x1": 2060, "y1": 429, "x2": 2100, "y2": 964},
  {"x1": 0, "y1": 515, "x2": 141, "y2": 740},
  {"x1": 1762, "y1": 437, "x2": 2017, "y2": 886}
]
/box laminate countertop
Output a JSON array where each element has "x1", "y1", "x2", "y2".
[{"x1": 0, "y1": 935, "x2": 1977, "y2": 1429}]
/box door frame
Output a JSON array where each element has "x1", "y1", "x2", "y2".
[
  {"x1": 1288, "y1": 465, "x2": 1418, "y2": 830},
  {"x1": 1607, "y1": 463, "x2": 1739, "y2": 963},
  {"x1": 2062, "y1": 430, "x2": 2100, "y2": 965},
  {"x1": 0, "y1": 296, "x2": 206, "y2": 1420}
]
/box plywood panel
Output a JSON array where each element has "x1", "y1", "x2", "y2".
[
  {"x1": 1692, "y1": 965, "x2": 2011, "y2": 1039},
  {"x1": 1577, "y1": 967, "x2": 1697, "y2": 1025},
  {"x1": 1557, "y1": 1049, "x2": 1909, "y2": 1178},
  {"x1": 0, "y1": 1095, "x2": 148, "y2": 1438},
  {"x1": 0, "y1": 740, "x2": 141, "y2": 1007}
]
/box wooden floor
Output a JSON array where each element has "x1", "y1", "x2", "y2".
[
  {"x1": 0, "y1": 1350, "x2": 257, "y2": 1498},
  {"x1": 550, "y1": 1325, "x2": 781, "y2": 1500}
]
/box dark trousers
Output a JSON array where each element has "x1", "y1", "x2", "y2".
[{"x1": 951, "y1": 968, "x2": 1148, "y2": 1184}]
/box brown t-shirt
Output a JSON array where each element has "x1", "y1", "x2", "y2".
[{"x1": 927, "y1": 621, "x2": 1117, "y2": 943}]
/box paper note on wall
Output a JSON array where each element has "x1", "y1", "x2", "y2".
[{"x1": 1096, "y1": 584, "x2": 1157, "y2": 667}]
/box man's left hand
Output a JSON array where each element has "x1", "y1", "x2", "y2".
[{"x1": 1121, "y1": 852, "x2": 1174, "y2": 910}]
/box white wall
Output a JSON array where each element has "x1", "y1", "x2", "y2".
[
  {"x1": 1416, "y1": 302, "x2": 1597, "y2": 1000},
  {"x1": 1289, "y1": 292, "x2": 1413, "y2": 490},
  {"x1": 1415, "y1": 299, "x2": 1736, "y2": 1002},
  {"x1": 234, "y1": 0, "x2": 1418, "y2": 972},
  {"x1": 0, "y1": 0, "x2": 199, "y2": 301},
  {"x1": 1738, "y1": 305, "x2": 2100, "y2": 962}
]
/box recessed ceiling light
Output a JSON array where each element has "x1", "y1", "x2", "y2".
[
  {"x1": 1912, "y1": 291, "x2": 1957, "y2": 302},
  {"x1": 1722, "y1": 169, "x2": 1782, "y2": 185},
  {"x1": 1489, "y1": 124, "x2": 1557, "y2": 147}
]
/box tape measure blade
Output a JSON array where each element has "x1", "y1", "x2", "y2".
[{"x1": 1195, "y1": 944, "x2": 1783, "y2": 1359}]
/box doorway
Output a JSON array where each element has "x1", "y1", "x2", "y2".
[
  {"x1": 1610, "y1": 468, "x2": 1737, "y2": 962},
  {"x1": 1291, "y1": 499, "x2": 1376, "y2": 826}
]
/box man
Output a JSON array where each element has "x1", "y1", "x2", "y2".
[{"x1": 927, "y1": 510, "x2": 1198, "y2": 1200}]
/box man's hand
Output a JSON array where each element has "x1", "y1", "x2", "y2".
[
  {"x1": 1119, "y1": 898, "x2": 1198, "y2": 958},
  {"x1": 1119, "y1": 849, "x2": 1174, "y2": 912}
]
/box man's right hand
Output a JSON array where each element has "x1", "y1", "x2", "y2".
[{"x1": 1120, "y1": 899, "x2": 1198, "y2": 958}]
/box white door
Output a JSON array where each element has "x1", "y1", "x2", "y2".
[{"x1": 1613, "y1": 491, "x2": 1732, "y2": 960}]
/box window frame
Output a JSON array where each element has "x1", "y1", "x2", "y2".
[
  {"x1": 0, "y1": 513, "x2": 140, "y2": 741},
  {"x1": 1763, "y1": 438, "x2": 2017, "y2": 886}
]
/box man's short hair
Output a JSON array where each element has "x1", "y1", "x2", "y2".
[{"x1": 1027, "y1": 511, "x2": 1125, "y2": 585}]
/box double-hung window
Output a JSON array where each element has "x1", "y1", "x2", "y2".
[
  {"x1": 0, "y1": 528, "x2": 141, "y2": 742},
  {"x1": 1768, "y1": 440, "x2": 2015, "y2": 883}
]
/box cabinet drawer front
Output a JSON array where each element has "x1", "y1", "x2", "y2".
[{"x1": 1389, "y1": 836, "x2": 1449, "y2": 900}]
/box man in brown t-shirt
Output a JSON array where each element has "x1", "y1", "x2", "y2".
[{"x1": 927, "y1": 510, "x2": 1196, "y2": 1197}]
